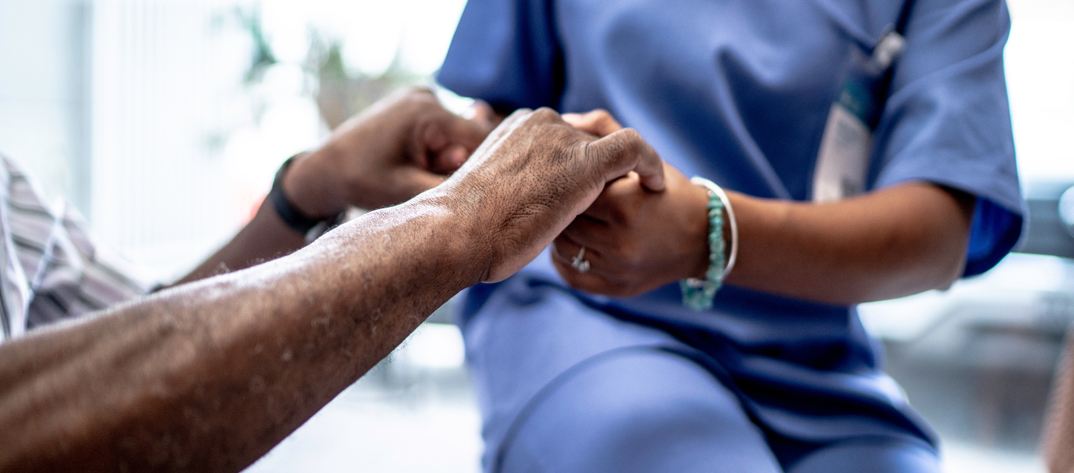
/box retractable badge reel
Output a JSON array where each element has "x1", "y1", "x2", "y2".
[{"x1": 812, "y1": 13, "x2": 910, "y2": 202}]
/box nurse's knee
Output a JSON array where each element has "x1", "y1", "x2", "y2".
[{"x1": 500, "y1": 350, "x2": 779, "y2": 473}]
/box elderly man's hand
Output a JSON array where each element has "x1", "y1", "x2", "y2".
[
  {"x1": 426, "y1": 108, "x2": 666, "y2": 282},
  {"x1": 284, "y1": 87, "x2": 494, "y2": 216},
  {"x1": 549, "y1": 110, "x2": 709, "y2": 297}
]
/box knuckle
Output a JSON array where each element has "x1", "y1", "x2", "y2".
[
  {"x1": 620, "y1": 128, "x2": 642, "y2": 144},
  {"x1": 592, "y1": 110, "x2": 613, "y2": 125},
  {"x1": 532, "y1": 107, "x2": 560, "y2": 122}
]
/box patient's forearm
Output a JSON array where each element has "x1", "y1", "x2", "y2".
[
  {"x1": 0, "y1": 106, "x2": 663, "y2": 472},
  {"x1": 0, "y1": 198, "x2": 482, "y2": 472}
]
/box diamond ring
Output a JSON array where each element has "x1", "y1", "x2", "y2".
[{"x1": 571, "y1": 246, "x2": 591, "y2": 273}]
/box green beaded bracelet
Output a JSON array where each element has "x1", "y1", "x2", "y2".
[{"x1": 681, "y1": 177, "x2": 738, "y2": 310}]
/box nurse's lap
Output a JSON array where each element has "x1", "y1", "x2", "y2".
[{"x1": 462, "y1": 284, "x2": 940, "y2": 472}]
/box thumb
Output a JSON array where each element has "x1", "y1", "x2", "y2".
[
  {"x1": 424, "y1": 110, "x2": 495, "y2": 173},
  {"x1": 469, "y1": 100, "x2": 498, "y2": 128},
  {"x1": 584, "y1": 128, "x2": 666, "y2": 191},
  {"x1": 440, "y1": 109, "x2": 494, "y2": 151}
]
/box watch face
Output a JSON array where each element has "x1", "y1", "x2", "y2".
[{"x1": 1060, "y1": 186, "x2": 1074, "y2": 238}]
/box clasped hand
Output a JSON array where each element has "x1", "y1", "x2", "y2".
[
  {"x1": 284, "y1": 87, "x2": 495, "y2": 217},
  {"x1": 551, "y1": 111, "x2": 712, "y2": 298},
  {"x1": 431, "y1": 108, "x2": 666, "y2": 283},
  {"x1": 275, "y1": 90, "x2": 696, "y2": 293}
]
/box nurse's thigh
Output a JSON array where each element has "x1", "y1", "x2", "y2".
[
  {"x1": 497, "y1": 348, "x2": 782, "y2": 473},
  {"x1": 786, "y1": 437, "x2": 939, "y2": 473}
]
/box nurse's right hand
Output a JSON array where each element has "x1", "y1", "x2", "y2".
[{"x1": 552, "y1": 110, "x2": 713, "y2": 298}]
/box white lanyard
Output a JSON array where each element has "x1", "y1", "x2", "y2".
[{"x1": 812, "y1": 32, "x2": 906, "y2": 202}]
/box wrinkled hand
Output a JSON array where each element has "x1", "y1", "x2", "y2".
[
  {"x1": 284, "y1": 87, "x2": 495, "y2": 216},
  {"x1": 427, "y1": 108, "x2": 666, "y2": 283},
  {"x1": 551, "y1": 110, "x2": 712, "y2": 297}
]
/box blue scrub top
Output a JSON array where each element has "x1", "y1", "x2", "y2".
[{"x1": 438, "y1": 0, "x2": 1024, "y2": 452}]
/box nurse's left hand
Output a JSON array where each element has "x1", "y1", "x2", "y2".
[{"x1": 551, "y1": 110, "x2": 712, "y2": 297}]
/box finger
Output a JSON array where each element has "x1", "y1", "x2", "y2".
[
  {"x1": 585, "y1": 128, "x2": 666, "y2": 192},
  {"x1": 421, "y1": 106, "x2": 491, "y2": 150},
  {"x1": 562, "y1": 109, "x2": 622, "y2": 138},
  {"x1": 550, "y1": 254, "x2": 604, "y2": 293},
  {"x1": 550, "y1": 236, "x2": 604, "y2": 275},
  {"x1": 454, "y1": 108, "x2": 531, "y2": 173},
  {"x1": 550, "y1": 233, "x2": 629, "y2": 283},
  {"x1": 580, "y1": 173, "x2": 640, "y2": 222},
  {"x1": 443, "y1": 109, "x2": 494, "y2": 150},
  {"x1": 550, "y1": 235, "x2": 595, "y2": 266},
  {"x1": 549, "y1": 238, "x2": 624, "y2": 293},
  {"x1": 395, "y1": 167, "x2": 448, "y2": 199},
  {"x1": 430, "y1": 144, "x2": 469, "y2": 174},
  {"x1": 468, "y1": 100, "x2": 499, "y2": 128},
  {"x1": 559, "y1": 214, "x2": 615, "y2": 249},
  {"x1": 423, "y1": 108, "x2": 491, "y2": 174}
]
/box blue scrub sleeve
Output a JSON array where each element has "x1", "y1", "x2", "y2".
[
  {"x1": 437, "y1": 0, "x2": 563, "y2": 113},
  {"x1": 871, "y1": 0, "x2": 1024, "y2": 276}
]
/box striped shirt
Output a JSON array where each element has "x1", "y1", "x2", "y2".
[{"x1": 0, "y1": 154, "x2": 150, "y2": 344}]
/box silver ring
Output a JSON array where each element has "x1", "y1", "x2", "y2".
[{"x1": 571, "y1": 246, "x2": 591, "y2": 273}]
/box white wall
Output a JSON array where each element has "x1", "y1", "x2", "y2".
[
  {"x1": 88, "y1": 0, "x2": 256, "y2": 276},
  {"x1": 0, "y1": 0, "x2": 90, "y2": 211},
  {"x1": 1006, "y1": 0, "x2": 1074, "y2": 183}
]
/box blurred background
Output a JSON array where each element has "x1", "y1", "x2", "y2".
[{"x1": 0, "y1": 0, "x2": 1071, "y2": 471}]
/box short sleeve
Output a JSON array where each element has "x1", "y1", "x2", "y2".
[
  {"x1": 870, "y1": 0, "x2": 1024, "y2": 277},
  {"x1": 437, "y1": 0, "x2": 564, "y2": 113}
]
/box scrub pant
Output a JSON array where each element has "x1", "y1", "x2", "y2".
[{"x1": 461, "y1": 284, "x2": 940, "y2": 473}]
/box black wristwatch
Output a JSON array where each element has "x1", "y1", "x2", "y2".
[{"x1": 267, "y1": 155, "x2": 343, "y2": 236}]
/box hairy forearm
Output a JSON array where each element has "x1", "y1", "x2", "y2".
[
  {"x1": 725, "y1": 182, "x2": 974, "y2": 305},
  {"x1": 0, "y1": 196, "x2": 483, "y2": 472}
]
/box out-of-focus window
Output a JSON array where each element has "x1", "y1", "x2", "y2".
[
  {"x1": 0, "y1": 0, "x2": 469, "y2": 280},
  {"x1": 87, "y1": 0, "x2": 471, "y2": 278},
  {"x1": 1006, "y1": 0, "x2": 1074, "y2": 183}
]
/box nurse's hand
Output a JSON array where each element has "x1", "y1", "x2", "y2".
[{"x1": 551, "y1": 110, "x2": 713, "y2": 297}]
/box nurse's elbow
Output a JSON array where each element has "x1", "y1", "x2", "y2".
[{"x1": 917, "y1": 185, "x2": 975, "y2": 293}]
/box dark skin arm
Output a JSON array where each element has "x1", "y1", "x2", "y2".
[
  {"x1": 0, "y1": 108, "x2": 664, "y2": 472},
  {"x1": 175, "y1": 88, "x2": 495, "y2": 285},
  {"x1": 551, "y1": 110, "x2": 975, "y2": 305}
]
